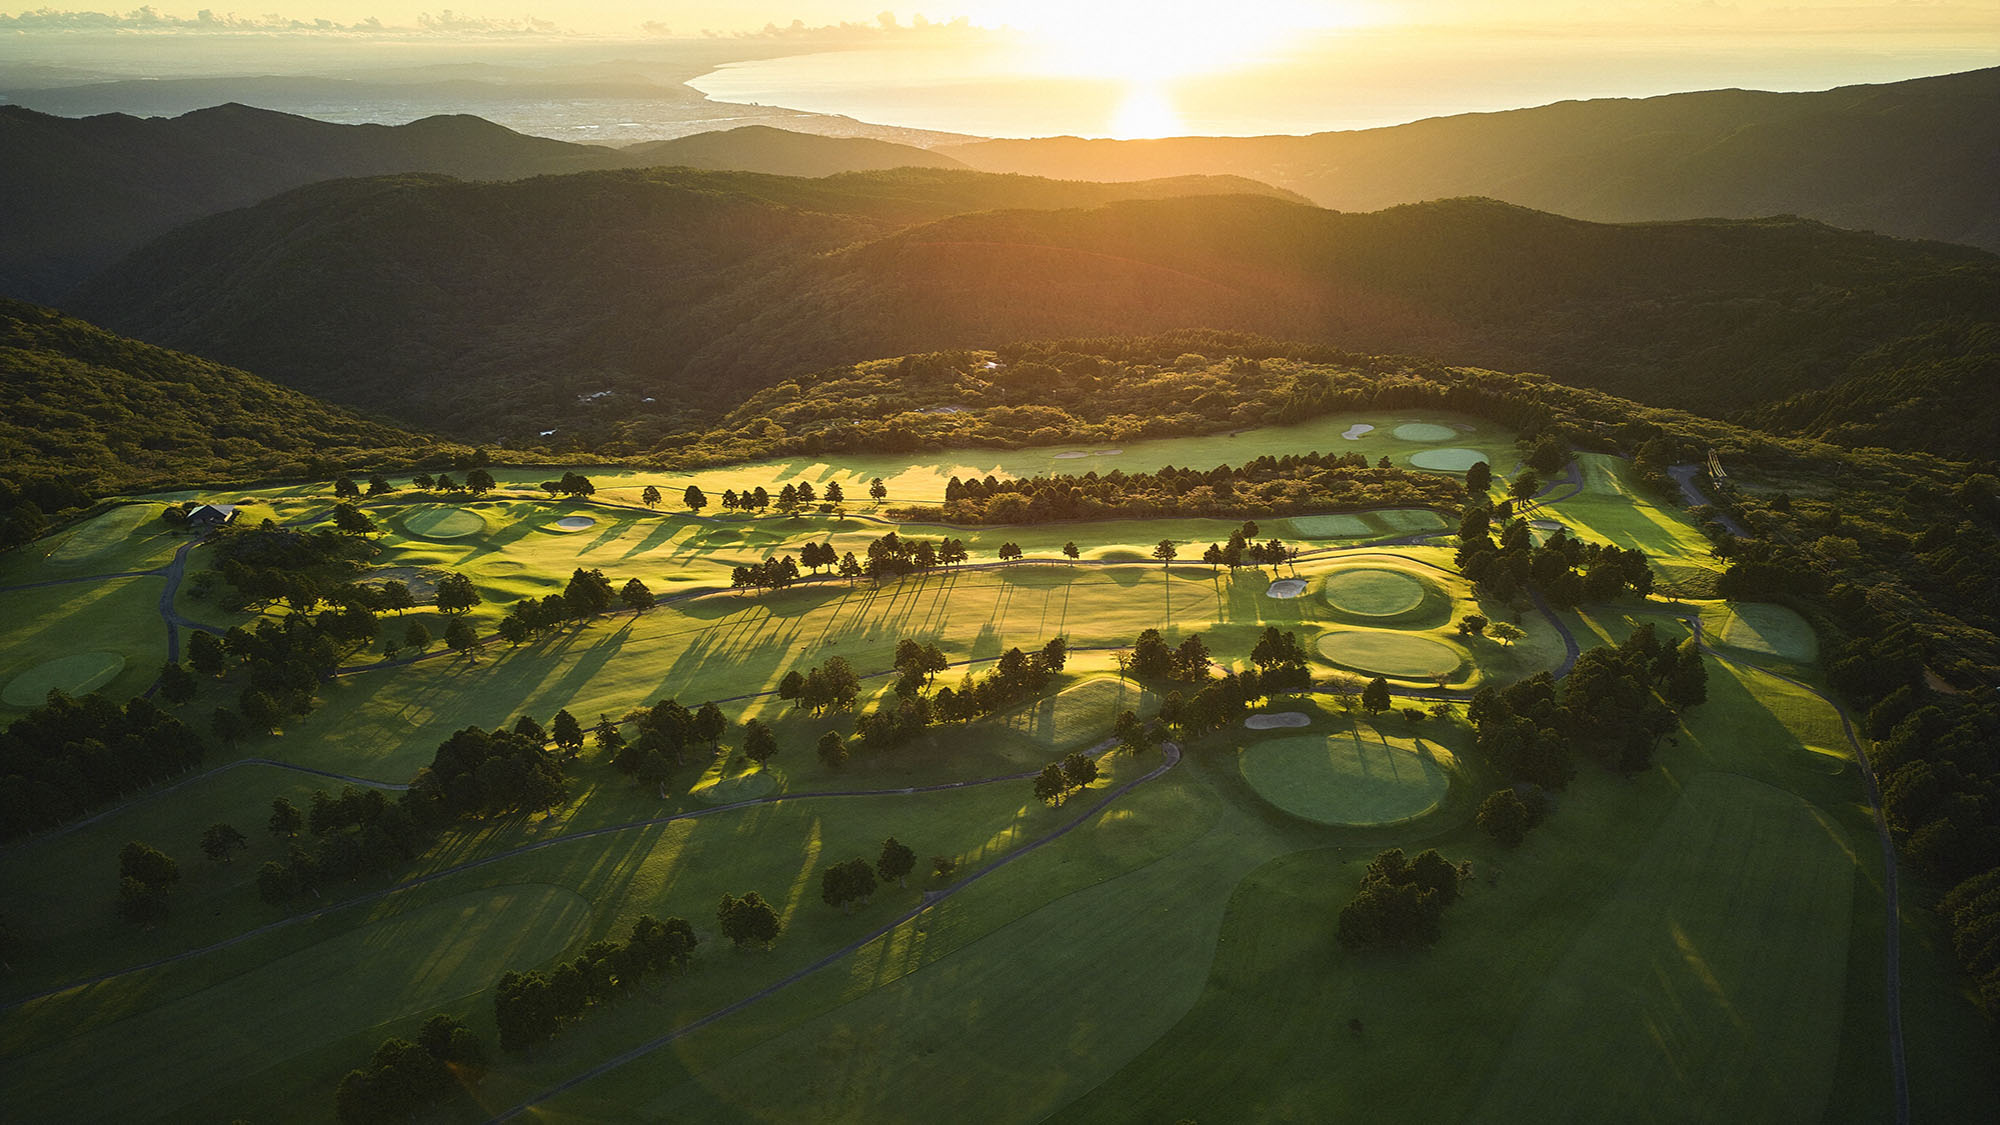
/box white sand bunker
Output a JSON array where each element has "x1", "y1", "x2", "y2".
[
  {"x1": 554, "y1": 516, "x2": 596, "y2": 530},
  {"x1": 1053, "y1": 451, "x2": 1091, "y2": 460},
  {"x1": 1094, "y1": 449, "x2": 1123, "y2": 456},
  {"x1": 1528, "y1": 519, "x2": 1564, "y2": 531},
  {"x1": 1342, "y1": 424, "x2": 1374, "y2": 440},
  {"x1": 1266, "y1": 578, "x2": 1308, "y2": 599},
  {"x1": 1245, "y1": 712, "x2": 1311, "y2": 730}
]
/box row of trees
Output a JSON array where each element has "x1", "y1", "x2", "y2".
[
  {"x1": 494, "y1": 914, "x2": 697, "y2": 1052},
  {"x1": 851, "y1": 638, "x2": 1069, "y2": 753},
  {"x1": 0, "y1": 691, "x2": 206, "y2": 840},
  {"x1": 1457, "y1": 510, "x2": 1653, "y2": 608},
  {"x1": 820, "y1": 837, "x2": 918, "y2": 913},
  {"x1": 1033, "y1": 752, "x2": 1101, "y2": 806}
]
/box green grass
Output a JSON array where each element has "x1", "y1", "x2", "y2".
[
  {"x1": 1, "y1": 651, "x2": 126, "y2": 707},
  {"x1": 3, "y1": 884, "x2": 592, "y2": 1122},
  {"x1": 1707, "y1": 602, "x2": 1819, "y2": 663},
  {"x1": 1320, "y1": 567, "x2": 1427, "y2": 617},
  {"x1": 1408, "y1": 447, "x2": 1488, "y2": 471},
  {"x1": 399, "y1": 505, "x2": 487, "y2": 539},
  {"x1": 1238, "y1": 728, "x2": 1453, "y2": 826},
  {"x1": 44, "y1": 503, "x2": 170, "y2": 567},
  {"x1": 6, "y1": 408, "x2": 1993, "y2": 1123},
  {"x1": 1392, "y1": 422, "x2": 1458, "y2": 442},
  {"x1": 1317, "y1": 629, "x2": 1464, "y2": 680},
  {"x1": 0, "y1": 576, "x2": 163, "y2": 716},
  {"x1": 1472, "y1": 773, "x2": 1853, "y2": 1123}
]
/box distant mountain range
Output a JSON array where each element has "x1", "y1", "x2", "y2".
[
  {"x1": 0, "y1": 105, "x2": 963, "y2": 300},
  {"x1": 944, "y1": 66, "x2": 2000, "y2": 254},
  {"x1": 67, "y1": 169, "x2": 1999, "y2": 457}
]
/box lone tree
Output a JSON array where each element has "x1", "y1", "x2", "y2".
[
  {"x1": 1489, "y1": 621, "x2": 1526, "y2": 647},
  {"x1": 435, "y1": 572, "x2": 480, "y2": 615},
  {"x1": 877, "y1": 837, "x2": 916, "y2": 889},
  {"x1": 403, "y1": 620, "x2": 432, "y2": 653},
  {"x1": 1033, "y1": 763, "x2": 1068, "y2": 806},
  {"x1": 1465, "y1": 461, "x2": 1492, "y2": 494},
  {"x1": 718, "y1": 892, "x2": 781, "y2": 949},
  {"x1": 869, "y1": 477, "x2": 887, "y2": 503},
  {"x1": 1457, "y1": 613, "x2": 1488, "y2": 637},
  {"x1": 641, "y1": 485, "x2": 662, "y2": 509},
  {"x1": 743, "y1": 719, "x2": 778, "y2": 766},
  {"x1": 118, "y1": 841, "x2": 180, "y2": 925},
  {"x1": 1510, "y1": 470, "x2": 1542, "y2": 502},
  {"x1": 1063, "y1": 541, "x2": 1080, "y2": 560},
  {"x1": 694, "y1": 702, "x2": 727, "y2": 749},
  {"x1": 1153, "y1": 539, "x2": 1178, "y2": 569},
  {"x1": 551, "y1": 709, "x2": 585, "y2": 757},
  {"x1": 1361, "y1": 677, "x2": 1393, "y2": 715},
  {"x1": 1060, "y1": 751, "x2": 1099, "y2": 795},
  {"x1": 683, "y1": 485, "x2": 707, "y2": 514},
  {"x1": 445, "y1": 619, "x2": 480, "y2": 661},
  {"x1": 620, "y1": 578, "x2": 655, "y2": 613},
  {"x1": 1475, "y1": 788, "x2": 1547, "y2": 848},
  {"x1": 820, "y1": 858, "x2": 877, "y2": 914},
  {"x1": 200, "y1": 822, "x2": 247, "y2": 862},
  {"x1": 816, "y1": 730, "x2": 848, "y2": 770}
]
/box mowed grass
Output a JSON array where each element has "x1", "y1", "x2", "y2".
[
  {"x1": 992, "y1": 675, "x2": 1154, "y2": 750},
  {"x1": 43, "y1": 503, "x2": 173, "y2": 567},
  {"x1": 1, "y1": 884, "x2": 592, "y2": 1122},
  {"x1": 1317, "y1": 629, "x2": 1464, "y2": 680},
  {"x1": 1473, "y1": 773, "x2": 1854, "y2": 1124},
  {"x1": 0, "y1": 576, "x2": 163, "y2": 716},
  {"x1": 1, "y1": 651, "x2": 126, "y2": 707},
  {"x1": 1320, "y1": 566, "x2": 1428, "y2": 617},
  {"x1": 1543, "y1": 455, "x2": 1719, "y2": 567},
  {"x1": 1238, "y1": 728, "x2": 1452, "y2": 826},
  {"x1": 1288, "y1": 508, "x2": 1448, "y2": 540},
  {"x1": 1707, "y1": 601, "x2": 1819, "y2": 663}
]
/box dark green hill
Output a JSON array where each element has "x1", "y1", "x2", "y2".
[
  {"x1": 943, "y1": 66, "x2": 2000, "y2": 254},
  {"x1": 67, "y1": 172, "x2": 1999, "y2": 456},
  {"x1": 621, "y1": 125, "x2": 968, "y2": 177},
  {"x1": 0, "y1": 102, "x2": 632, "y2": 300},
  {"x1": 0, "y1": 298, "x2": 428, "y2": 494}
]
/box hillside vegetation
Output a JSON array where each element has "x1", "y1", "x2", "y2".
[
  {"x1": 0, "y1": 299, "x2": 427, "y2": 495},
  {"x1": 944, "y1": 66, "x2": 2000, "y2": 253},
  {"x1": 620, "y1": 125, "x2": 966, "y2": 177},
  {"x1": 69, "y1": 174, "x2": 2000, "y2": 456}
]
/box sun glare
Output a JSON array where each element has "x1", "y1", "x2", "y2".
[{"x1": 1107, "y1": 81, "x2": 1185, "y2": 139}]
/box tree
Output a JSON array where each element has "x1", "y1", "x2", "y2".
[
  {"x1": 1060, "y1": 751, "x2": 1099, "y2": 795},
  {"x1": 743, "y1": 719, "x2": 778, "y2": 766},
  {"x1": 563, "y1": 568, "x2": 614, "y2": 619},
  {"x1": 157, "y1": 660, "x2": 197, "y2": 704},
  {"x1": 403, "y1": 620, "x2": 432, "y2": 653},
  {"x1": 620, "y1": 578, "x2": 655, "y2": 613},
  {"x1": 683, "y1": 485, "x2": 707, "y2": 514},
  {"x1": 878, "y1": 837, "x2": 916, "y2": 888},
  {"x1": 694, "y1": 702, "x2": 727, "y2": 749},
  {"x1": 641, "y1": 485, "x2": 662, "y2": 509},
  {"x1": 869, "y1": 477, "x2": 887, "y2": 503},
  {"x1": 435, "y1": 572, "x2": 480, "y2": 615},
  {"x1": 187, "y1": 630, "x2": 226, "y2": 676},
  {"x1": 551, "y1": 710, "x2": 585, "y2": 757},
  {"x1": 1153, "y1": 539, "x2": 1178, "y2": 569},
  {"x1": 366, "y1": 474, "x2": 394, "y2": 497},
  {"x1": 1489, "y1": 621, "x2": 1526, "y2": 647},
  {"x1": 445, "y1": 619, "x2": 480, "y2": 661},
  {"x1": 717, "y1": 892, "x2": 781, "y2": 949},
  {"x1": 200, "y1": 822, "x2": 247, "y2": 862},
  {"x1": 118, "y1": 841, "x2": 179, "y2": 923},
  {"x1": 465, "y1": 468, "x2": 496, "y2": 495},
  {"x1": 1361, "y1": 677, "x2": 1392, "y2": 715},
  {"x1": 1510, "y1": 470, "x2": 1542, "y2": 502},
  {"x1": 1666, "y1": 638, "x2": 1708, "y2": 707},
  {"x1": 258, "y1": 860, "x2": 299, "y2": 905},
  {"x1": 269, "y1": 797, "x2": 303, "y2": 838},
  {"x1": 998, "y1": 542, "x2": 1023, "y2": 561},
  {"x1": 333, "y1": 475, "x2": 360, "y2": 500},
  {"x1": 1063, "y1": 541, "x2": 1080, "y2": 560},
  {"x1": 1466, "y1": 461, "x2": 1492, "y2": 494},
  {"x1": 1033, "y1": 763, "x2": 1067, "y2": 806},
  {"x1": 821, "y1": 857, "x2": 877, "y2": 914},
  {"x1": 332, "y1": 503, "x2": 377, "y2": 536},
  {"x1": 816, "y1": 730, "x2": 848, "y2": 769},
  {"x1": 1457, "y1": 613, "x2": 1488, "y2": 637},
  {"x1": 1475, "y1": 788, "x2": 1545, "y2": 848}
]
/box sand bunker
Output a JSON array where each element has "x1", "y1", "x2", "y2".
[
  {"x1": 4, "y1": 652, "x2": 126, "y2": 707},
  {"x1": 1393, "y1": 422, "x2": 1458, "y2": 442},
  {"x1": 552, "y1": 516, "x2": 596, "y2": 531},
  {"x1": 1245, "y1": 712, "x2": 1311, "y2": 730},
  {"x1": 1341, "y1": 424, "x2": 1375, "y2": 440},
  {"x1": 1053, "y1": 451, "x2": 1091, "y2": 460},
  {"x1": 1266, "y1": 578, "x2": 1308, "y2": 599},
  {"x1": 1094, "y1": 449, "x2": 1123, "y2": 457},
  {"x1": 1409, "y1": 448, "x2": 1488, "y2": 472}
]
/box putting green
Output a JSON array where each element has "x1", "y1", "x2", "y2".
[
  {"x1": 1409, "y1": 447, "x2": 1488, "y2": 472},
  {"x1": 1317, "y1": 630, "x2": 1461, "y2": 679},
  {"x1": 1713, "y1": 603, "x2": 1818, "y2": 662},
  {"x1": 1239, "y1": 732, "x2": 1450, "y2": 826},
  {"x1": 1321, "y1": 568, "x2": 1427, "y2": 617},
  {"x1": 1392, "y1": 422, "x2": 1458, "y2": 442},
  {"x1": 4, "y1": 652, "x2": 127, "y2": 707},
  {"x1": 401, "y1": 506, "x2": 486, "y2": 539}
]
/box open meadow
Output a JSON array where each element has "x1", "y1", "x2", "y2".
[{"x1": 1, "y1": 411, "x2": 1991, "y2": 1123}]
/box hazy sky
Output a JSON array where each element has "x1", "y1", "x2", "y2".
[{"x1": 10, "y1": 2, "x2": 1999, "y2": 37}]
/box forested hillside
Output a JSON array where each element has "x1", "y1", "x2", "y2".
[
  {"x1": 69, "y1": 175, "x2": 2000, "y2": 456},
  {"x1": 620, "y1": 125, "x2": 966, "y2": 177},
  {"x1": 0, "y1": 299, "x2": 428, "y2": 495},
  {"x1": 944, "y1": 66, "x2": 2000, "y2": 253},
  {"x1": 0, "y1": 103, "x2": 633, "y2": 300}
]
